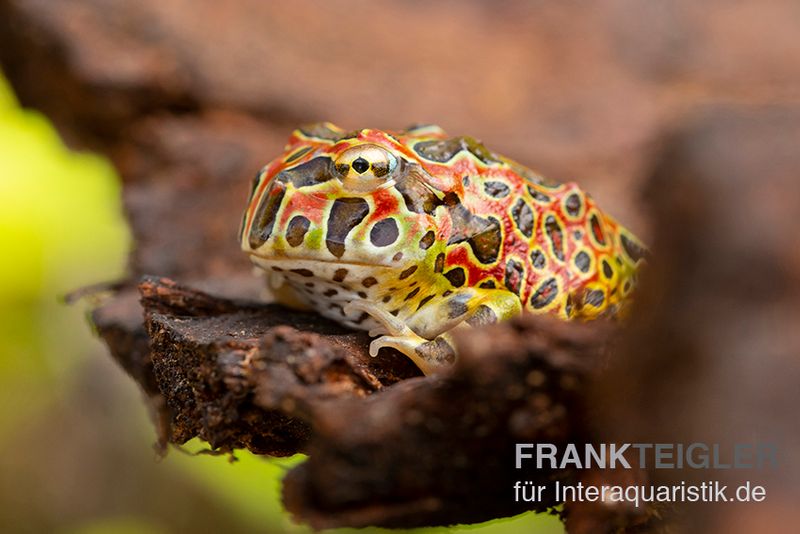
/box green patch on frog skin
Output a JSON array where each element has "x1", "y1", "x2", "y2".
[
  {"x1": 305, "y1": 227, "x2": 324, "y2": 249},
  {"x1": 271, "y1": 235, "x2": 288, "y2": 253}
]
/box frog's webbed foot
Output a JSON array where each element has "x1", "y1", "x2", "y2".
[{"x1": 343, "y1": 300, "x2": 453, "y2": 375}]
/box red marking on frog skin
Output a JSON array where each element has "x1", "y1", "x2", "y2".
[
  {"x1": 246, "y1": 158, "x2": 296, "y2": 225},
  {"x1": 368, "y1": 188, "x2": 400, "y2": 221},
  {"x1": 446, "y1": 246, "x2": 496, "y2": 287},
  {"x1": 278, "y1": 190, "x2": 328, "y2": 227}
]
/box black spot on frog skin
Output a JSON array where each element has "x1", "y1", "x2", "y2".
[
  {"x1": 565, "y1": 193, "x2": 583, "y2": 217},
  {"x1": 484, "y1": 181, "x2": 510, "y2": 198},
  {"x1": 413, "y1": 136, "x2": 501, "y2": 165},
  {"x1": 466, "y1": 305, "x2": 498, "y2": 327},
  {"x1": 545, "y1": 215, "x2": 565, "y2": 261},
  {"x1": 479, "y1": 280, "x2": 496, "y2": 289},
  {"x1": 326, "y1": 197, "x2": 370, "y2": 258},
  {"x1": 440, "y1": 193, "x2": 502, "y2": 264},
  {"x1": 511, "y1": 198, "x2": 534, "y2": 238},
  {"x1": 333, "y1": 268, "x2": 348, "y2": 282},
  {"x1": 417, "y1": 294, "x2": 435, "y2": 310},
  {"x1": 399, "y1": 265, "x2": 418, "y2": 280},
  {"x1": 602, "y1": 259, "x2": 614, "y2": 279},
  {"x1": 565, "y1": 295, "x2": 575, "y2": 318},
  {"x1": 298, "y1": 123, "x2": 343, "y2": 141},
  {"x1": 585, "y1": 289, "x2": 605, "y2": 307},
  {"x1": 395, "y1": 168, "x2": 443, "y2": 215},
  {"x1": 527, "y1": 185, "x2": 552, "y2": 203},
  {"x1": 370, "y1": 218, "x2": 399, "y2": 247},
  {"x1": 621, "y1": 233, "x2": 648, "y2": 263},
  {"x1": 504, "y1": 259, "x2": 525, "y2": 295},
  {"x1": 323, "y1": 288, "x2": 338, "y2": 297},
  {"x1": 530, "y1": 278, "x2": 558, "y2": 309},
  {"x1": 434, "y1": 253, "x2": 445, "y2": 273},
  {"x1": 249, "y1": 183, "x2": 286, "y2": 249},
  {"x1": 444, "y1": 267, "x2": 466, "y2": 287},
  {"x1": 338, "y1": 130, "x2": 361, "y2": 141},
  {"x1": 530, "y1": 249, "x2": 546, "y2": 269},
  {"x1": 590, "y1": 214, "x2": 606, "y2": 245},
  {"x1": 275, "y1": 156, "x2": 336, "y2": 188},
  {"x1": 404, "y1": 287, "x2": 421, "y2": 301},
  {"x1": 419, "y1": 231, "x2": 436, "y2": 250},
  {"x1": 362, "y1": 276, "x2": 378, "y2": 287},
  {"x1": 290, "y1": 268, "x2": 314, "y2": 277},
  {"x1": 285, "y1": 145, "x2": 313, "y2": 164},
  {"x1": 286, "y1": 215, "x2": 310, "y2": 247},
  {"x1": 574, "y1": 251, "x2": 591, "y2": 273},
  {"x1": 467, "y1": 216, "x2": 502, "y2": 264},
  {"x1": 382, "y1": 295, "x2": 392, "y2": 303}
]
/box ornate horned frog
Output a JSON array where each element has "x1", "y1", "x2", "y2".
[{"x1": 240, "y1": 123, "x2": 645, "y2": 374}]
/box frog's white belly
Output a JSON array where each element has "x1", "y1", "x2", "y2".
[{"x1": 250, "y1": 256, "x2": 399, "y2": 332}]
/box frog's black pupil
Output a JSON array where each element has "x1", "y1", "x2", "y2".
[{"x1": 352, "y1": 157, "x2": 370, "y2": 174}]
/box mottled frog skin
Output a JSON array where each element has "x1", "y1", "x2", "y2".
[{"x1": 240, "y1": 123, "x2": 646, "y2": 374}]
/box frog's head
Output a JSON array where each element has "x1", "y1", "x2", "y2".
[{"x1": 240, "y1": 123, "x2": 455, "y2": 278}]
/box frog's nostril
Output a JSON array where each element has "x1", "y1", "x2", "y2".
[{"x1": 352, "y1": 157, "x2": 369, "y2": 174}]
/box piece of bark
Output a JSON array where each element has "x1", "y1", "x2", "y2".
[
  {"x1": 281, "y1": 314, "x2": 616, "y2": 529},
  {"x1": 92, "y1": 276, "x2": 657, "y2": 529},
  {"x1": 113, "y1": 274, "x2": 628, "y2": 528},
  {"x1": 594, "y1": 106, "x2": 800, "y2": 533},
  {"x1": 136, "y1": 276, "x2": 422, "y2": 455}
]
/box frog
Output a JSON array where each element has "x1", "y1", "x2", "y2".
[{"x1": 240, "y1": 122, "x2": 646, "y2": 375}]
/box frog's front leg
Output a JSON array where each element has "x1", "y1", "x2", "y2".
[
  {"x1": 343, "y1": 300, "x2": 442, "y2": 373},
  {"x1": 345, "y1": 288, "x2": 521, "y2": 375}
]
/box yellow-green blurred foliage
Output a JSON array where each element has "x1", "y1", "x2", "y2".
[{"x1": 0, "y1": 73, "x2": 563, "y2": 533}]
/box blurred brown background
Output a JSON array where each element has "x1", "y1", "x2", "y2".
[
  {"x1": 3, "y1": 0, "x2": 797, "y2": 286},
  {"x1": 1, "y1": 1, "x2": 798, "y2": 533}
]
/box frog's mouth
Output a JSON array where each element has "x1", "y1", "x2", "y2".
[{"x1": 246, "y1": 252, "x2": 398, "y2": 271}]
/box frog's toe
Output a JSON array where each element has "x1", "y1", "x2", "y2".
[
  {"x1": 369, "y1": 333, "x2": 454, "y2": 376},
  {"x1": 344, "y1": 300, "x2": 410, "y2": 336},
  {"x1": 369, "y1": 335, "x2": 412, "y2": 358},
  {"x1": 370, "y1": 335, "x2": 431, "y2": 375}
]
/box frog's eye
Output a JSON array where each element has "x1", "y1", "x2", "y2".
[{"x1": 333, "y1": 144, "x2": 398, "y2": 192}]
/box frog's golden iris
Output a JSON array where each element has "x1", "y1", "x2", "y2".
[{"x1": 332, "y1": 144, "x2": 399, "y2": 192}]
